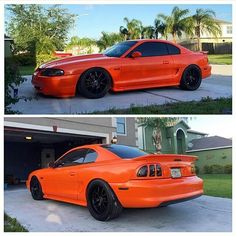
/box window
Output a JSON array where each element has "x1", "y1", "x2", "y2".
[
  {"x1": 166, "y1": 44, "x2": 180, "y2": 55},
  {"x1": 116, "y1": 117, "x2": 126, "y2": 134},
  {"x1": 102, "y1": 144, "x2": 148, "y2": 159},
  {"x1": 227, "y1": 26, "x2": 232, "y2": 34},
  {"x1": 84, "y1": 149, "x2": 98, "y2": 163},
  {"x1": 128, "y1": 42, "x2": 169, "y2": 57},
  {"x1": 104, "y1": 41, "x2": 137, "y2": 57},
  {"x1": 55, "y1": 148, "x2": 98, "y2": 167}
]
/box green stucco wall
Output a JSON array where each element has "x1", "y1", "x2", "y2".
[{"x1": 187, "y1": 147, "x2": 232, "y2": 173}]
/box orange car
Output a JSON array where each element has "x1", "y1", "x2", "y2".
[
  {"x1": 26, "y1": 144, "x2": 203, "y2": 221},
  {"x1": 32, "y1": 39, "x2": 211, "y2": 98}
]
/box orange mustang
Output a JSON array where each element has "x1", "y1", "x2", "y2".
[
  {"x1": 32, "y1": 39, "x2": 211, "y2": 98},
  {"x1": 27, "y1": 144, "x2": 203, "y2": 221}
]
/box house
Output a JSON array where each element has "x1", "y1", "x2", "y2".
[
  {"x1": 186, "y1": 136, "x2": 232, "y2": 173},
  {"x1": 138, "y1": 120, "x2": 232, "y2": 173},
  {"x1": 4, "y1": 35, "x2": 14, "y2": 58},
  {"x1": 4, "y1": 117, "x2": 138, "y2": 183}
]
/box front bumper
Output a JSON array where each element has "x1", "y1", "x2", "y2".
[
  {"x1": 202, "y1": 65, "x2": 211, "y2": 79},
  {"x1": 32, "y1": 74, "x2": 78, "y2": 98},
  {"x1": 110, "y1": 176, "x2": 203, "y2": 208}
]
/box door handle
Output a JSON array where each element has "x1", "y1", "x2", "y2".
[
  {"x1": 69, "y1": 172, "x2": 76, "y2": 176},
  {"x1": 163, "y1": 61, "x2": 169, "y2": 64}
]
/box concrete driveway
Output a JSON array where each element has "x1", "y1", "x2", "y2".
[
  {"x1": 10, "y1": 65, "x2": 232, "y2": 114},
  {"x1": 4, "y1": 189, "x2": 232, "y2": 232}
]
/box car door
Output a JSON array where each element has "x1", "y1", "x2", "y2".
[
  {"x1": 43, "y1": 148, "x2": 88, "y2": 200},
  {"x1": 120, "y1": 42, "x2": 175, "y2": 88}
]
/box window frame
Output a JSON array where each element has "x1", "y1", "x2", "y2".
[{"x1": 116, "y1": 117, "x2": 127, "y2": 136}]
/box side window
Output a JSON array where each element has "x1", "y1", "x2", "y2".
[
  {"x1": 167, "y1": 44, "x2": 180, "y2": 55},
  {"x1": 129, "y1": 42, "x2": 169, "y2": 57},
  {"x1": 84, "y1": 149, "x2": 98, "y2": 163},
  {"x1": 56, "y1": 149, "x2": 87, "y2": 167}
]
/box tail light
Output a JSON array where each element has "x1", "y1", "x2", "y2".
[
  {"x1": 191, "y1": 163, "x2": 196, "y2": 174},
  {"x1": 137, "y1": 164, "x2": 162, "y2": 177},
  {"x1": 156, "y1": 164, "x2": 162, "y2": 176},
  {"x1": 137, "y1": 165, "x2": 148, "y2": 177}
]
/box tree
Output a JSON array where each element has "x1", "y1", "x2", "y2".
[
  {"x1": 153, "y1": 19, "x2": 166, "y2": 39},
  {"x1": 66, "y1": 36, "x2": 97, "y2": 54},
  {"x1": 138, "y1": 117, "x2": 181, "y2": 153},
  {"x1": 190, "y1": 9, "x2": 222, "y2": 51},
  {"x1": 97, "y1": 32, "x2": 123, "y2": 52},
  {"x1": 6, "y1": 4, "x2": 76, "y2": 65},
  {"x1": 141, "y1": 26, "x2": 155, "y2": 39},
  {"x1": 119, "y1": 17, "x2": 143, "y2": 40},
  {"x1": 157, "y1": 6, "x2": 190, "y2": 42}
]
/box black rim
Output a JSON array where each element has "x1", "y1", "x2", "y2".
[
  {"x1": 185, "y1": 69, "x2": 200, "y2": 87},
  {"x1": 31, "y1": 180, "x2": 40, "y2": 198},
  {"x1": 91, "y1": 185, "x2": 109, "y2": 215},
  {"x1": 85, "y1": 71, "x2": 108, "y2": 94}
]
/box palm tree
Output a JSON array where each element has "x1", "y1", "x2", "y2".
[
  {"x1": 96, "y1": 32, "x2": 123, "y2": 52},
  {"x1": 138, "y1": 117, "x2": 180, "y2": 153},
  {"x1": 119, "y1": 17, "x2": 143, "y2": 40},
  {"x1": 157, "y1": 6, "x2": 190, "y2": 42},
  {"x1": 141, "y1": 26, "x2": 155, "y2": 39},
  {"x1": 153, "y1": 19, "x2": 166, "y2": 39},
  {"x1": 191, "y1": 8, "x2": 222, "y2": 51}
]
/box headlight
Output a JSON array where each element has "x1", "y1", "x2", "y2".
[{"x1": 40, "y1": 68, "x2": 64, "y2": 77}]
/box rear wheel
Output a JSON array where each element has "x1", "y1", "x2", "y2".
[
  {"x1": 30, "y1": 176, "x2": 44, "y2": 200},
  {"x1": 77, "y1": 68, "x2": 111, "y2": 99},
  {"x1": 180, "y1": 65, "x2": 202, "y2": 90},
  {"x1": 87, "y1": 180, "x2": 123, "y2": 221}
]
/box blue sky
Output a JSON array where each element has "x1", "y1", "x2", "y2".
[
  {"x1": 67, "y1": 4, "x2": 232, "y2": 39},
  {"x1": 5, "y1": 4, "x2": 232, "y2": 40},
  {"x1": 188, "y1": 116, "x2": 233, "y2": 138}
]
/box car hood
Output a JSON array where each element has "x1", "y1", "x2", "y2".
[{"x1": 39, "y1": 54, "x2": 111, "y2": 69}]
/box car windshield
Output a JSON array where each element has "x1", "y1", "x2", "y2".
[
  {"x1": 103, "y1": 41, "x2": 137, "y2": 57},
  {"x1": 101, "y1": 144, "x2": 148, "y2": 159}
]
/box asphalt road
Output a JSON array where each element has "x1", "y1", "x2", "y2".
[
  {"x1": 4, "y1": 189, "x2": 232, "y2": 232},
  {"x1": 10, "y1": 65, "x2": 232, "y2": 114}
]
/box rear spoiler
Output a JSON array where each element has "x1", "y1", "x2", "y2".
[
  {"x1": 199, "y1": 51, "x2": 209, "y2": 54},
  {"x1": 134, "y1": 154, "x2": 198, "y2": 163}
]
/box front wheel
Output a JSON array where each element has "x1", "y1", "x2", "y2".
[
  {"x1": 30, "y1": 176, "x2": 44, "y2": 200},
  {"x1": 86, "y1": 180, "x2": 123, "y2": 221},
  {"x1": 180, "y1": 65, "x2": 202, "y2": 90},
  {"x1": 77, "y1": 68, "x2": 111, "y2": 99}
]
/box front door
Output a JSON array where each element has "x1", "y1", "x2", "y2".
[{"x1": 41, "y1": 148, "x2": 55, "y2": 168}]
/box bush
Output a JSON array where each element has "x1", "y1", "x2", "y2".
[
  {"x1": 224, "y1": 165, "x2": 232, "y2": 174},
  {"x1": 211, "y1": 164, "x2": 224, "y2": 174},
  {"x1": 5, "y1": 57, "x2": 25, "y2": 113},
  {"x1": 36, "y1": 53, "x2": 57, "y2": 67},
  {"x1": 14, "y1": 53, "x2": 35, "y2": 66},
  {"x1": 203, "y1": 165, "x2": 212, "y2": 174},
  {"x1": 195, "y1": 165, "x2": 200, "y2": 175}
]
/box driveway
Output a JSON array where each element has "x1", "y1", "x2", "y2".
[
  {"x1": 10, "y1": 65, "x2": 232, "y2": 114},
  {"x1": 4, "y1": 189, "x2": 232, "y2": 232}
]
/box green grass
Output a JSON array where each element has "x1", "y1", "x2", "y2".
[
  {"x1": 91, "y1": 97, "x2": 232, "y2": 114},
  {"x1": 19, "y1": 65, "x2": 35, "y2": 76},
  {"x1": 4, "y1": 213, "x2": 28, "y2": 232},
  {"x1": 208, "y1": 54, "x2": 232, "y2": 65},
  {"x1": 199, "y1": 174, "x2": 232, "y2": 198}
]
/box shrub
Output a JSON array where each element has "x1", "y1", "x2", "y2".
[
  {"x1": 224, "y1": 165, "x2": 232, "y2": 174},
  {"x1": 5, "y1": 57, "x2": 25, "y2": 114},
  {"x1": 36, "y1": 53, "x2": 57, "y2": 67},
  {"x1": 203, "y1": 165, "x2": 212, "y2": 174},
  {"x1": 14, "y1": 53, "x2": 35, "y2": 66},
  {"x1": 195, "y1": 165, "x2": 200, "y2": 175},
  {"x1": 211, "y1": 164, "x2": 224, "y2": 174}
]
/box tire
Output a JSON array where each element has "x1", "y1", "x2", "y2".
[
  {"x1": 30, "y1": 176, "x2": 44, "y2": 200},
  {"x1": 77, "y1": 68, "x2": 111, "y2": 99},
  {"x1": 86, "y1": 179, "x2": 123, "y2": 221},
  {"x1": 180, "y1": 65, "x2": 202, "y2": 90}
]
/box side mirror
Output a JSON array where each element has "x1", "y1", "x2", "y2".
[
  {"x1": 48, "y1": 161, "x2": 56, "y2": 168},
  {"x1": 131, "y1": 51, "x2": 142, "y2": 58}
]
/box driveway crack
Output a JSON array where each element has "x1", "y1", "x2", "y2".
[{"x1": 143, "y1": 90, "x2": 183, "y2": 102}]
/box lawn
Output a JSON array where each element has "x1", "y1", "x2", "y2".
[
  {"x1": 19, "y1": 65, "x2": 35, "y2": 76},
  {"x1": 92, "y1": 97, "x2": 232, "y2": 114},
  {"x1": 199, "y1": 174, "x2": 232, "y2": 198},
  {"x1": 4, "y1": 213, "x2": 28, "y2": 232},
  {"x1": 208, "y1": 54, "x2": 232, "y2": 65}
]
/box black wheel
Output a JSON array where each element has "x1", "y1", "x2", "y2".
[
  {"x1": 87, "y1": 180, "x2": 123, "y2": 221},
  {"x1": 180, "y1": 65, "x2": 202, "y2": 90},
  {"x1": 30, "y1": 176, "x2": 44, "y2": 200},
  {"x1": 77, "y1": 68, "x2": 111, "y2": 99}
]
